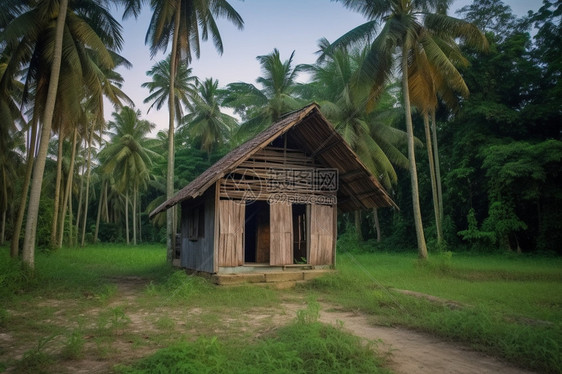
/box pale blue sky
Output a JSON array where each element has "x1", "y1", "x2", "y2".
[{"x1": 108, "y1": 0, "x2": 542, "y2": 132}]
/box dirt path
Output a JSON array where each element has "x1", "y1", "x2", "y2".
[
  {"x1": 65, "y1": 278, "x2": 536, "y2": 374},
  {"x1": 299, "y1": 304, "x2": 535, "y2": 374}
]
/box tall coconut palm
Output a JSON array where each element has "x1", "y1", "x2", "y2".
[
  {"x1": 21, "y1": 0, "x2": 68, "y2": 269},
  {"x1": 333, "y1": 0, "x2": 488, "y2": 258},
  {"x1": 222, "y1": 48, "x2": 306, "y2": 142},
  {"x1": 2, "y1": 0, "x2": 125, "y2": 268},
  {"x1": 101, "y1": 107, "x2": 157, "y2": 245},
  {"x1": 407, "y1": 29, "x2": 482, "y2": 246},
  {"x1": 180, "y1": 78, "x2": 237, "y2": 156},
  {"x1": 305, "y1": 40, "x2": 412, "y2": 239},
  {"x1": 142, "y1": 55, "x2": 198, "y2": 120},
  {"x1": 141, "y1": 0, "x2": 243, "y2": 262},
  {"x1": 80, "y1": 55, "x2": 133, "y2": 247}
]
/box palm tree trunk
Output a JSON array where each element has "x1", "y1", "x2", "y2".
[
  {"x1": 104, "y1": 183, "x2": 109, "y2": 222},
  {"x1": 11, "y1": 117, "x2": 38, "y2": 258},
  {"x1": 125, "y1": 190, "x2": 130, "y2": 245},
  {"x1": 75, "y1": 162, "x2": 84, "y2": 245},
  {"x1": 423, "y1": 112, "x2": 442, "y2": 246},
  {"x1": 94, "y1": 180, "x2": 106, "y2": 244},
  {"x1": 1, "y1": 209, "x2": 6, "y2": 246},
  {"x1": 401, "y1": 45, "x2": 428, "y2": 259},
  {"x1": 373, "y1": 207, "x2": 381, "y2": 243},
  {"x1": 0, "y1": 172, "x2": 7, "y2": 244},
  {"x1": 431, "y1": 110, "x2": 444, "y2": 240},
  {"x1": 59, "y1": 127, "x2": 78, "y2": 248},
  {"x1": 354, "y1": 210, "x2": 363, "y2": 241},
  {"x1": 51, "y1": 132, "x2": 64, "y2": 248},
  {"x1": 166, "y1": 6, "x2": 182, "y2": 263},
  {"x1": 132, "y1": 184, "x2": 137, "y2": 245},
  {"x1": 81, "y1": 125, "x2": 95, "y2": 247},
  {"x1": 22, "y1": 0, "x2": 69, "y2": 269},
  {"x1": 68, "y1": 177, "x2": 74, "y2": 247},
  {"x1": 138, "y1": 195, "x2": 142, "y2": 243}
]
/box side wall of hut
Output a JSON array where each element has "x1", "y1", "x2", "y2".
[{"x1": 180, "y1": 186, "x2": 216, "y2": 273}]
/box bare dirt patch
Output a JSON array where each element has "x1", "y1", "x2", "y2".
[{"x1": 311, "y1": 305, "x2": 535, "y2": 374}]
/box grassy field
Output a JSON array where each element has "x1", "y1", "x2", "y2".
[
  {"x1": 1, "y1": 244, "x2": 561, "y2": 373},
  {"x1": 304, "y1": 251, "x2": 562, "y2": 373}
]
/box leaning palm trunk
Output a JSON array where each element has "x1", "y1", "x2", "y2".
[
  {"x1": 51, "y1": 131, "x2": 64, "y2": 247},
  {"x1": 401, "y1": 45, "x2": 428, "y2": 259},
  {"x1": 75, "y1": 162, "x2": 85, "y2": 245},
  {"x1": 11, "y1": 117, "x2": 38, "y2": 258},
  {"x1": 94, "y1": 179, "x2": 107, "y2": 243},
  {"x1": 80, "y1": 125, "x2": 95, "y2": 247},
  {"x1": 58, "y1": 127, "x2": 78, "y2": 248},
  {"x1": 22, "y1": 0, "x2": 69, "y2": 269},
  {"x1": 423, "y1": 112, "x2": 442, "y2": 246},
  {"x1": 166, "y1": 8, "x2": 182, "y2": 263},
  {"x1": 431, "y1": 109, "x2": 444, "y2": 241}
]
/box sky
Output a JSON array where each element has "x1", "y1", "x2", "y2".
[{"x1": 107, "y1": 0, "x2": 543, "y2": 133}]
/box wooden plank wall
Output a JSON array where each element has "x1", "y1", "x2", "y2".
[
  {"x1": 220, "y1": 146, "x2": 336, "y2": 202},
  {"x1": 269, "y1": 203, "x2": 293, "y2": 265},
  {"x1": 309, "y1": 204, "x2": 334, "y2": 265},
  {"x1": 218, "y1": 200, "x2": 245, "y2": 266}
]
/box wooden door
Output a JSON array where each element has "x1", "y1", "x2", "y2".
[
  {"x1": 269, "y1": 203, "x2": 292, "y2": 265},
  {"x1": 218, "y1": 200, "x2": 245, "y2": 266},
  {"x1": 309, "y1": 204, "x2": 334, "y2": 265}
]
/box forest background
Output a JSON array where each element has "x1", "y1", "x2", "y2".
[{"x1": 0, "y1": 0, "x2": 560, "y2": 263}]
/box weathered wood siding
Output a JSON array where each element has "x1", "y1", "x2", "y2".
[
  {"x1": 219, "y1": 146, "x2": 336, "y2": 205},
  {"x1": 218, "y1": 199, "x2": 245, "y2": 266},
  {"x1": 180, "y1": 187, "x2": 215, "y2": 273},
  {"x1": 309, "y1": 204, "x2": 335, "y2": 265},
  {"x1": 270, "y1": 203, "x2": 293, "y2": 265}
]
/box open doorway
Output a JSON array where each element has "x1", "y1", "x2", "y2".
[
  {"x1": 293, "y1": 204, "x2": 307, "y2": 263},
  {"x1": 244, "y1": 201, "x2": 270, "y2": 263}
]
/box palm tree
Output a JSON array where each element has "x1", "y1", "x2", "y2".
[
  {"x1": 141, "y1": 0, "x2": 244, "y2": 263},
  {"x1": 305, "y1": 40, "x2": 411, "y2": 240},
  {"x1": 21, "y1": 0, "x2": 68, "y2": 269},
  {"x1": 332, "y1": 0, "x2": 488, "y2": 258},
  {"x1": 2, "y1": 0, "x2": 125, "y2": 268},
  {"x1": 142, "y1": 55, "x2": 198, "y2": 121},
  {"x1": 180, "y1": 78, "x2": 238, "y2": 156},
  {"x1": 407, "y1": 29, "x2": 482, "y2": 246},
  {"x1": 101, "y1": 107, "x2": 157, "y2": 245},
  {"x1": 222, "y1": 49, "x2": 306, "y2": 141}
]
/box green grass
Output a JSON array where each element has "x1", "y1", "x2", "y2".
[
  {"x1": 115, "y1": 302, "x2": 389, "y2": 374},
  {"x1": 0, "y1": 244, "x2": 170, "y2": 301},
  {"x1": 2, "y1": 244, "x2": 561, "y2": 373},
  {"x1": 302, "y1": 251, "x2": 562, "y2": 373}
]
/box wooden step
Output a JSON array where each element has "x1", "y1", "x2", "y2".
[{"x1": 212, "y1": 269, "x2": 334, "y2": 286}]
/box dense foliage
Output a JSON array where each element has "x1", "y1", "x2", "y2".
[{"x1": 0, "y1": 0, "x2": 560, "y2": 257}]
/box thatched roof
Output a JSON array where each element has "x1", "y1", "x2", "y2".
[{"x1": 149, "y1": 103, "x2": 397, "y2": 217}]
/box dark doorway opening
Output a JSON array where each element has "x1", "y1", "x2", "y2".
[
  {"x1": 244, "y1": 201, "x2": 270, "y2": 263},
  {"x1": 293, "y1": 204, "x2": 307, "y2": 263}
]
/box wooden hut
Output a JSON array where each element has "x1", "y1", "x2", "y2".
[{"x1": 149, "y1": 104, "x2": 397, "y2": 285}]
